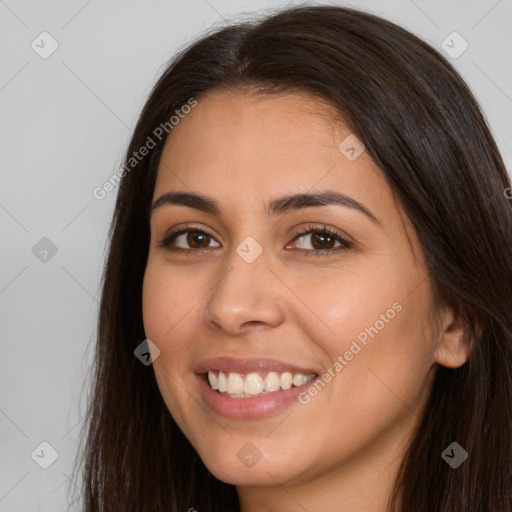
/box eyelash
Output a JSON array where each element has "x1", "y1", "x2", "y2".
[{"x1": 156, "y1": 223, "x2": 352, "y2": 257}]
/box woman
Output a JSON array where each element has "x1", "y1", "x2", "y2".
[{"x1": 73, "y1": 5, "x2": 512, "y2": 511}]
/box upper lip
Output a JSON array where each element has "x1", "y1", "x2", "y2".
[{"x1": 194, "y1": 356, "x2": 319, "y2": 375}]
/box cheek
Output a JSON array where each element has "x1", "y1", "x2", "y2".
[
  {"x1": 290, "y1": 262, "x2": 399, "y2": 355},
  {"x1": 142, "y1": 260, "x2": 200, "y2": 342},
  {"x1": 293, "y1": 263, "x2": 435, "y2": 405},
  {"x1": 142, "y1": 262, "x2": 202, "y2": 431}
]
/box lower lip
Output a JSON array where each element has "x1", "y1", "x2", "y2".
[{"x1": 196, "y1": 374, "x2": 318, "y2": 419}]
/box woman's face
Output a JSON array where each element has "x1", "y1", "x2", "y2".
[{"x1": 142, "y1": 90, "x2": 455, "y2": 492}]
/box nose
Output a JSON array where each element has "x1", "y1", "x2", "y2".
[{"x1": 202, "y1": 244, "x2": 286, "y2": 336}]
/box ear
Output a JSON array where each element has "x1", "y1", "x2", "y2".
[{"x1": 433, "y1": 305, "x2": 472, "y2": 369}]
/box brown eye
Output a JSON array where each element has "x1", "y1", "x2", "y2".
[
  {"x1": 185, "y1": 231, "x2": 211, "y2": 248},
  {"x1": 158, "y1": 228, "x2": 221, "y2": 251},
  {"x1": 292, "y1": 228, "x2": 349, "y2": 253},
  {"x1": 310, "y1": 232, "x2": 337, "y2": 250},
  {"x1": 294, "y1": 231, "x2": 339, "y2": 250}
]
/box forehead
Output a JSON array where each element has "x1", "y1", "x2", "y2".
[{"x1": 154, "y1": 89, "x2": 391, "y2": 221}]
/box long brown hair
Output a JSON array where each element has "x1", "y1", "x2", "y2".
[{"x1": 72, "y1": 5, "x2": 512, "y2": 511}]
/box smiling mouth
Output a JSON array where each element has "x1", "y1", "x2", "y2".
[{"x1": 206, "y1": 370, "x2": 317, "y2": 398}]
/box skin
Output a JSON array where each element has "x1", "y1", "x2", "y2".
[{"x1": 142, "y1": 90, "x2": 470, "y2": 512}]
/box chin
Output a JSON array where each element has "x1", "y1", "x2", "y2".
[
  {"x1": 194, "y1": 442, "x2": 310, "y2": 488},
  {"x1": 205, "y1": 458, "x2": 290, "y2": 487}
]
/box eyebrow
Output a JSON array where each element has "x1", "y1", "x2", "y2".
[{"x1": 151, "y1": 190, "x2": 379, "y2": 224}]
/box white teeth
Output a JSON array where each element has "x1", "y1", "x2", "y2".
[
  {"x1": 226, "y1": 373, "x2": 244, "y2": 395},
  {"x1": 217, "y1": 371, "x2": 227, "y2": 392},
  {"x1": 280, "y1": 372, "x2": 292, "y2": 390},
  {"x1": 264, "y1": 371, "x2": 281, "y2": 392},
  {"x1": 208, "y1": 372, "x2": 218, "y2": 390},
  {"x1": 292, "y1": 374, "x2": 303, "y2": 387},
  {"x1": 207, "y1": 370, "x2": 316, "y2": 397},
  {"x1": 243, "y1": 372, "x2": 264, "y2": 395}
]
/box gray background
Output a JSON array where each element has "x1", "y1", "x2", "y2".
[{"x1": 1, "y1": 0, "x2": 510, "y2": 510}]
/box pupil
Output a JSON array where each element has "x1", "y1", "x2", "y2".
[
  {"x1": 188, "y1": 232, "x2": 208, "y2": 248},
  {"x1": 313, "y1": 233, "x2": 334, "y2": 249}
]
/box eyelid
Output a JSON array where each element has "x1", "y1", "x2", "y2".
[
  {"x1": 286, "y1": 224, "x2": 353, "y2": 255},
  {"x1": 289, "y1": 223, "x2": 352, "y2": 245},
  {"x1": 156, "y1": 223, "x2": 219, "y2": 249}
]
